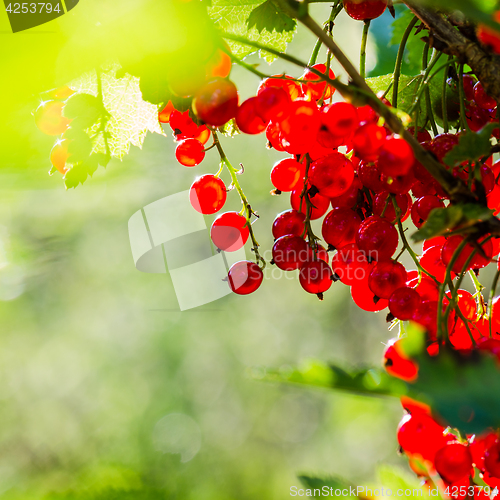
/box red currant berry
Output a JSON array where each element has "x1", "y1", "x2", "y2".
[
  {"x1": 211, "y1": 212, "x2": 249, "y2": 252},
  {"x1": 271, "y1": 158, "x2": 304, "y2": 192},
  {"x1": 331, "y1": 244, "x2": 370, "y2": 285},
  {"x1": 158, "y1": 100, "x2": 175, "y2": 123},
  {"x1": 50, "y1": 139, "x2": 71, "y2": 174},
  {"x1": 206, "y1": 46, "x2": 232, "y2": 79},
  {"x1": 272, "y1": 210, "x2": 306, "y2": 239},
  {"x1": 389, "y1": 287, "x2": 421, "y2": 320},
  {"x1": 350, "y1": 276, "x2": 389, "y2": 312},
  {"x1": 255, "y1": 86, "x2": 291, "y2": 123},
  {"x1": 301, "y1": 63, "x2": 335, "y2": 101},
  {"x1": 410, "y1": 195, "x2": 445, "y2": 228},
  {"x1": 474, "y1": 81, "x2": 497, "y2": 110},
  {"x1": 356, "y1": 215, "x2": 399, "y2": 261},
  {"x1": 359, "y1": 161, "x2": 385, "y2": 193},
  {"x1": 228, "y1": 260, "x2": 264, "y2": 295},
  {"x1": 343, "y1": 0, "x2": 387, "y2": 20},
  {"x1": 378, "y1": 136, "x2": 415, "y2": 177},
  {"x1": 383, "y1": 339, "x2": 418, "y2": 381},
  {"x1": 419, "y1": 246, "x2": 449, "y2": 283},
  {"x1": 373, "y1": 192, "x2": 411, "y2": 223},
  {"x1": 368, "y1": 260, "x2": 407, "y2": 299},
  {"x1": 193, "y1": 78, "x2": 239, "y2": 127},
  {"x1": 463, "y1": 75, "x2": 477, "y2": 101},
  {"x1": 290, "y1": 188, "x2": 330, "y2": 220},
  {"x1": 175, "y1": 139, "x2": 205, "y2": 167},
  {"x1": 35, "y1": 100, "x2": 72, "y2": 136},
  {"x1": 434, "y1": 443, "x2": 473, "y2": 484},
  {"x1": 322, "y1": 207, "x2": 362, "y2": 249},
  {"x1": 412, "y1": 300, "x2": 439, "y2": 339},
  {"x1": 485, "y1": 440, "x2": 500, "y2": 478},
  {"x1": 478, "y1": 11, "x2": 500, "y2": 54},
  {"x1": 380, "y1": 169, "x2": 414, "y2": 195},
  {"x1": 280, "y1": 100, "x2": 321, "y2": 153},
  {"x1": 266, "y1": 122, "x2": 285, "y2": 152},
  {"x1": 441, "y1": 235, "x2": 493, "y2": 273},
  {"x1": 189, "y1": 174, "x2": 227, "y2": 214},
  {"x1": 330, "y1": 176, "x2": 362, "y2": 209},
  {"x1": 169, "y1": 109, "x2": 199, "y2": 138},
  {"x1": 321, "y1": 102, "x2": 359, "y2": 138},
  {"x1": 397, "y1": 412, "x2": 448, "y2": 461},
  {"x1": 272, "y1": 235, "x2": 309, "y2": 271},
  {"x1": 309, "y1": 152, "x2": 355, "y2": 198},
  {"x1": 299, "y1": 259, "x2": 333, "y2": 295},
  {"x1": 235, "y1": 97, "x2": 267, "y2": 134},
  {"x1": 352, "y1": 123, "x2": 387, "y2": 161},
  {"x1": 431, "y1": 133, "x2": 459, "y2": 162},
  {"x1": 257, "y1": 75, "x2": 301, "y2": 101}
]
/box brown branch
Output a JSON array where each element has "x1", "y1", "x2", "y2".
[{"x1": 405, "y1": 0, "x2": 500, "y2": 103}]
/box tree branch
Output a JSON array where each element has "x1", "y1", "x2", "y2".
[{"x1": 404, "y1": 0, "x2": 500, "y2": 103}]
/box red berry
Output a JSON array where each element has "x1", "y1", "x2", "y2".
[
  {"x1": 211, "y1": 212, "x2": 249, "y2": 252},
  {"x1": 255, "y1": 86, "x2": 290, "y2": 123},
  {"x1": 359, "y1": 161, "x2": 385, "y2": 193},
  {"x1": 389, "y1": 287, "x2": 421, "y2": 320},
  {"x1": 272, "y1": 235, "x2": 309, "y2": 271},
  {"x1": 350, "y1": 275, "x2": 388, "y2": 312},
  {"x1": 272, "y1": 210, "x2": 306, "y2": 239},
  {"x1": 280, "y1": 100, "x2": 321, "y2": 153},
  {"x1": 378, "y1": 137, "x2": 415, "y2": 177},
  {"x1": 397, "y1": 412, "x2": 448, "y2": 461},
  {"x1": 419, "y1": 246, "x2": 449, "y2": 283},
  {"x1": 331, "y1": 243, "x2": 371, "y2": 285},
  {"x1": 478, "y1": 11, "x2": 500, "y2": 55},
  {"x1": 356, "y1": 215, "x2": 399, "y2": 261},
  {"x1": 343, "y1": 0, "x2": 388, "y2": 21},
  {"x1": 301, "y1": 63, "x2": 335, "y2": 101},
  {"x1": 410, "y1": 195, "x2": 445, "y2": 228},
  {"x1": 368, "y1": 260, "x2": 407, "y2": 299},
  {"x1": 271, "y1": 158, "x2": 304, "y2": 192},
  {"x1": 35, "y1": 100, "x2": 72, "y2": 136},
  {"x1": 170, "y1": 109, "x2": 199, "y2": 138},
  {"x1": 158, "y1": 100, "x2": 175, "y2": 123},
  {"x1": 463, "y1": 75, "x2": 477, "y2": 101},
  {"x1": 228, "y1": 261, "x2": 263, "y2": 295},
  {"x1": 352, "y1": 123, "x2": 387, "y2": 161},
  {"x1": 383, "y1": 339, "x2": 418, "y2": 381},
  {"x1": 485, "y1": 440, "x2": 500, "y2": 478},
  {"x1": 322, "y1": 208, "x2": 362, "y2": 249},
  {"x1": 309, "y1": 152, "x2": 355, "y2": 198},
  {"x1": 290, "y1": 188, "x2": 330, "y2": 220},
  {"x1": 235, "y1": 97, "x2": 267, "y2": 134},
  {"x1": 474, "y1": 81, "x2": 497, "y2": 110},
  {"x1": 431, "y1": 133, "x2": 459, "y2": 162},
  {"x1": 330, "y1": 176, "x2": 362, "y2": 209},
  {"x1": 206, "y1": 47, "x2": 232, "y2": 79},
  {"x1": 321, "y1": 102, "x2": 359, "y2": 138},
  {"x1": 257, "y1": 75, "x2": 301, "y2": 101},
  {"x1": 299, "y1": 259, "x2": 333, "y2": 295},
  {"x1": 50, "y1": 139, "x2": 71, "y2": 174},
  {"x1": 441, "y1": 235, "x2": 493, "y2": 273},
  {"x1": 175, "y1": 139, "x2": 205, "y2": 166},
  {"x1": 373, "y1": 192, "x2": 411, "y2": 223},
  {"x1": 266, "y1": 121, "x2": 285, "y2": 152},
  {"x1": 193, "y1": 78, "x2": 239, "y2": 127},
  {"x1": 412, "y1": 300, "x2": 439, "y2": 339},
  {"x1": 434, "y1": 443, "x2": 473, "y2": 484},
  {"x1": 189, "y1": 174, "x2": 227, "y2": 214}
]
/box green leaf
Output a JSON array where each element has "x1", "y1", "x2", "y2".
[
  {"x1": 444, "y1": 123, "x2": 499, "y2": 167},
  {"x1": 410, "y1": 349, "x2": 500, "y2": 435},
  {"x1": 208, "y1": 0, "x2": 297, "y2": 62},
  {"x1": 64, "y1": 162, "x2": 89, "y2": 189},
  {"x1": 377, "y1": 465, "x2": 440, "y2": 500},
  {"x1": 299, "y1": 476, "x2": 358, "y2": 499},
  {"x1": 247, "y1": 0, "x2": 296, "y2": 33},
  {"x1": 63, "y1": 93, "x2": 103, "y2": 129},
  {"x1": 259, "y1": 359, "x2": 407, "y2": 397},
  {"x1": 411, "y1": 203, "x2": 495, "y2": 242},
  {"x1": 66, "y1": 128, "x2": 93, "y2": 162}
]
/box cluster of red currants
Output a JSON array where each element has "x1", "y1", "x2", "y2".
[
  {"x1": 384, "y1": 338, "x2": 500, "y2": 497},
  {"x1": 461, "y1": 76, "x2": 500, "y2": 134}
]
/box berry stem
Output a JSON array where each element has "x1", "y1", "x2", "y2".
[
  {"x1": 210, "y1": 128, "x2": 265, "y2": 267},
  {"x1": 360, "y1": 20, "x2": 371, "y2": 80},
  {"x1": 442, "y1": 56, "x2": 453, "y2": 134},
  {"x1": 458, "y1": 63, "x2": 472, "y2": 133},
  {"x1": 423, "y1": 47, "x2": 439, "y2": 136},
  {"x1": 392, "y1": 15, "x2": 418, "y2": 108},
  {"x1": 488, "y1": 268, "x2": 500, "y2": 338},
  {"x1": 299, "y1": 154, "x2": 321, "y2": 251}
]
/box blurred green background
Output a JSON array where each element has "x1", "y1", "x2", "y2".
[{"x1": 0, "y1": 1, "x2": 417, "y2": 498}]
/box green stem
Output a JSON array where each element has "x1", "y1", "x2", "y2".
[
  {"x1": 392, "y1": 15, "x2": 418, "y2": 108},
  {"x1": 458, "y1": 63, "x2": 471, "y2": 133},
  {"x1": 442, "y1": 56, "x2": 452, "y2": 133},
  {"x1": 211, "y1": 129, "x2": 264, "y2": 267},
  {"x1": 360, "y1": 20, "x2": 371, "y2": 80}
]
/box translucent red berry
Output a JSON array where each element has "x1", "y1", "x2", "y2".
[
  {"x1": 434, "y1": 443, "x2": 473, "y2": 484},
  {"x1": 272, "y1": 235, "x2": 309, "y2": 271},
  {"x1": 193, "y1": 78, "x2": 239, "y2": 127},
  {"x1": 189, "y1": 174, "x2": 227, "y2": 214},
  {"x1": 474, "y1": 81, "x2": 497, "y2": 110},
  {"x1": 299, "y1": 259, "x2": 333, "y2": 295},
  {"x1": 301, "y1": 63, "x2": 335, "y2": 101},
  {"x1": 352, "y1": 123, "x2": 387, "y2": 161},
  {"x1": 383, "y1": 339, "x2": 418, "y2": 381},
  {"x1": 175, "y1": 139, "x2": 205, "y2": 167},
  {"x1": 378, "y1": 137, "x2": 415, "y2": 177},
  {"x1": 255, "y1": 86, "x2": 291, "y2": 123},
  {"x1": 272, "y1": 210, "x2": 306, "y2": 239},
  {"x1": 321, "y1": 102, "x2": 359, "y2": 138},
  {"x1": 343, "y1": 0, "x2": 388, "y2": 20},
  {"x1": 356, "y1": 216, "x2": 399, "y2": 261},
  {"x1": 389, "y1": 287, "x2": 421, "y2": 320},
  {"x1": 211, "y1": 212, "x2": 249, "y2": 252},
  {"x1": 368, "y1": 260, "x2": 407, "y2": 299},
  {"x1": 322, "y1": 208, "x2": 362, "y2": 249},
  {"x1": 235, "y1": 97, "x2": 267, "y2": 134},
  {"x1": 271, "y1": 158, "x2": 304, "y2": 192},
  {"x1": 290, "y1": 188, "x2": 330, "y2": 220},
  {"x1": 309, "y1": 152, "x2": 355, "y2": 198},
  {"x1": 228, "y1": 261, "x2": 264, "y2": 295}
]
